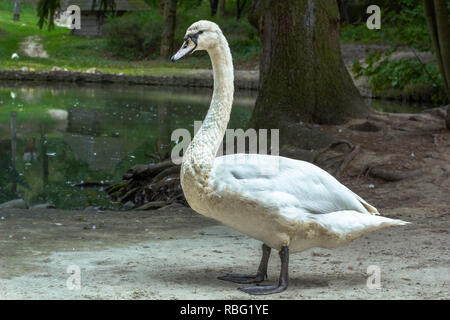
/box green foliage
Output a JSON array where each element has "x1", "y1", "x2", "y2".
[
  {"x1": 175, "y1": 2, "x2": 260, "y2": 63},
  {"x1": 340, "y1": 0, "x2": 433, "y2": 51},
  {"x1": 103, "y1": 11, "x2": 163, "y2": 59},
  {"x1": 37, "y1": 0, "x2": 60, "y2": 30},
  {"x1": 353, "y1": 51, "x2": 447, "y2": 104}
]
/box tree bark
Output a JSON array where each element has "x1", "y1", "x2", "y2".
[
  {"x1": 160, "y1": 0, "x2": 177, "y2": 58},
  {"x1": 218, "y1": 0, "x2": 226, "y2": 18},
  {"x1": 423, "y1": 0, "x2": 450, "y2": 102},
  {"x1": 13, "y1": 0, "x2": 21, "y2": 21},
  {"x1": 159, "y1": 0, "x2": 166, "y2": 16},
  {"x1": 209, "y1": 0, "x2": 219, "y2": 16},
  {"x1": 236, "y1": 0, "x2": 247, "y2": 21},
  {"x1": 247, "y1": 0, "x2": 365, "y2": 136},
  {"x1": 336, "y1": 0, "x2": 350, "y2": 24}
]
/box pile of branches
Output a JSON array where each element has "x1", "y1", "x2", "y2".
[{"x1": 106, "y1": 160, "x2": 187, "y2": 210}]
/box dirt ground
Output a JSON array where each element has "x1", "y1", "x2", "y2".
[
  {"x1": 0, "y1": 204, "x2": 448, "y2": 300},
  {"x1": 0, "y1": 110, "x2": 449, "y2": 300},
  {"x1": 0, "y1": 43, "x2": 449, "y2": 299}
]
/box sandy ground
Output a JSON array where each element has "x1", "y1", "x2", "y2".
[
  {"x1": 1, "y1": 102, "x2": 449, "y2": 300},
  {"x1": 0, "y1": 203, "x2": 448, "y2": 300}
]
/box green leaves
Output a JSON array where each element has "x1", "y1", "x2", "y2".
[
  {"x1": 37, "y1": 0, "x2": 61, "y2": 30},
  {"x1": 352, "y1": 50, "x2": 445, "y2": 103}
]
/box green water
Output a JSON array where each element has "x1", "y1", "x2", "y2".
[
  {"x1": 0, "y1": 81, "x2": 428, "y2": 210},
  {"x1": 0, "y1": 82, "x2": 254, "y2": 209}
]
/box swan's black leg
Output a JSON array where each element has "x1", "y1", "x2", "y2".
[
  {"x1": 218, "y1": 244, "x2": 271, "y2": 284},
  {"x1": 238, "y1": 246, "x2": 289, "y2": 295}
]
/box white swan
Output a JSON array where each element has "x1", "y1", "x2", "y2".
[{"x1": 171, "y1": 20, "x2": 408, "y2": 295}]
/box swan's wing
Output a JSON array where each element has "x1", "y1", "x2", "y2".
[{"x1": 212, "y1": 154, "x2": 378, "y2": 216}]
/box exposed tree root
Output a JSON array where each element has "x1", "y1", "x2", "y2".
[
  {"x1": 369, "y1": 168, "x2": 424, "y2": 182},
  {"x1": 336, "y1": 144, "x2": 361, "y2": 178},
  {"x1": 106, "y1": 159, "x2": 185, "y2": 210},
  {"x1": 313, "y1": 139, "x2": 360, "y2": 177}
]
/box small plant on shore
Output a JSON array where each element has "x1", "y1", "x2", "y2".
[{"x1": 353, "y1": 50, "x2": 447, "y2": 104}]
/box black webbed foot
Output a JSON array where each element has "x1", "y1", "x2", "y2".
[
  {"x1": 218, "y1": 271, "x2": 266, "y2": 284},
  {"x1": 238, "y1": 246, "x2": 289, "y2": 296},
  {"x1": 238, "y1": 283, "x2": 287, "y2": 295}
]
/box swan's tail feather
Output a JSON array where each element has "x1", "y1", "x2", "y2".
[
  {"x1": 311, "y1": 210, "x2": 409, "y2": 238},
  {"x1": 352, "y1": 192, "x2": 380, "y2": 215}
]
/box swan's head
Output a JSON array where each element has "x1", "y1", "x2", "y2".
[{"x1": 171, "y1": 20, "x2": 223, "y2": 62}]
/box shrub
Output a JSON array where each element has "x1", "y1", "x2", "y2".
[
  {"x1": 353, "y1": 51, "x2": 447, "y2": 104},
  {"x1": 103, "y1": 11, "x2": 163, "y2": 60}
]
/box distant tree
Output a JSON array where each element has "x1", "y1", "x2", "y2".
[
  {"x1": 247, "y1": 0, "x2": 365, "y2": 146},
  {"x1": 160, "y1": 0, "x2": 177, "y2": 58},
  {"x1": 236, "y1": 0, "x2": 247, "y2": 20},
  {"x1": 423, "y1": 0, "x2": 450, "y2": 103},
  {"x1": 209, "y1": 0, "x2": 218, "y2": 16},
  {"x1": 13, "y1": 0, "x2": 21, "y2": 21},
  {"x1": 159, "y1": 0, "x2": 166, "y2": 16},
  {"x1": 218, "y1": 0, "x2": 226, "y2": 17}
]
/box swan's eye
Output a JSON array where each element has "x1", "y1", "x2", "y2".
[{"x1": 198, "y1": 30, "x2": 204, "y2": 34}]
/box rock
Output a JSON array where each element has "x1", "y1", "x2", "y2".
[
  {"x1": 20, "y1": 36, "x2": 49, "y2": 58},
  {"x1": 0, "y1": 199, "x2": 27, "y2": 209},
  {"x1": 136, "y1": 201, "x2": 167, "y2": 210},
  {"x1": 349, "y1": 121, "x2": 380, "y2": 132},
  {"x1": 51, "y1": 66, "x2": 62, "y2": 71},
  {"x1": 122, "y1": 201, "x2": 135, "y2": 210},
  {"x1": 86, "y1": 67, "x2": 102, "y2": 74},
  {"x1": 83, "y1": 206, "x2": 102, "y2": 212},
  {"x1": 421, "y1": 106, "x2": 448, "y2": 119},
  {"x1": 30, "y1": 203, "x2": 55, "y2": 210},
  {"x1": 20, "y1": 66, "x2": 29, "y2": 72}
]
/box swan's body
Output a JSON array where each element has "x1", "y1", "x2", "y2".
[{"x1": 172, "y1": 20, "x2": 408, "y2": 295}]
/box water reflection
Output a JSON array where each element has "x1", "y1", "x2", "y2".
[{"x1": 0, "y1": 82, "x2": 255, "y2": 209}]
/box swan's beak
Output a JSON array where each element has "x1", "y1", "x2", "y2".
[{"x1": 171, "y1": 39, "x2": 197, "y2": 62}]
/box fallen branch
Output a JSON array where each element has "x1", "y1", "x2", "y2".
[{"x1": 369, "y1": 168, "x2": 423, "y2": 182}]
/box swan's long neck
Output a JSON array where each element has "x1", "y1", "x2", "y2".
[{"x1": 181, "y1": 36, "x2": 234, "y2": 183}]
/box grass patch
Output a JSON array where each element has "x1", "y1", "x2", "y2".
[{"x1": 0, "y1": 0, "x2": 259, "y2": 74}]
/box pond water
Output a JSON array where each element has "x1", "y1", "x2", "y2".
[
  {"x1": 0, "y1": 81, "x2": 429, "y2": 210},
  {"x1": 0, "y1": 82, "x2": 255, "y2": 209}
]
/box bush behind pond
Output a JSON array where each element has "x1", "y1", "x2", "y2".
[{"x1": 103, "y1": 11, "x2": 163, "y2": 60}]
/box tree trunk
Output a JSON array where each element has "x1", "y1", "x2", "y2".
[
  {"x1": 209, "y1": 0, "x2": 219, "y2": 16},
  {"x1": 336, "y1": 0, "x2": 350, "y2": 24},
  {"x1": 160, "y1": 0, "x2": 177, "y2": 58},
  {"x1": 13, "y1": 0, "x2": 21, "y2": 21},
  {"x1": 218, "y1": 0, "x2": 226, "y2": 18},
  {"x1": 423, "y1": 0, "x2": 450, "y2": 102},
  {"x1": 159, "y1": 0, "x2": 166, "y2": 16},
  {"x1": 247, "y1": 0, "x2": 365, "y2": 137},
  {"x1": 236, "y1": 0, "x2": 247, "y2": 21}
]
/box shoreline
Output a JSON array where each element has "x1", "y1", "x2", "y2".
[{"x1": 0, "y1": 69, "x2": 259, "y2": 91}]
